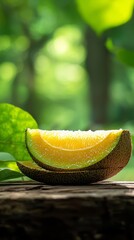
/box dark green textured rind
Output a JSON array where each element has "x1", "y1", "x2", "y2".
[{"x1": 17, "y1": 161, "x2": 124, "y2": 185}]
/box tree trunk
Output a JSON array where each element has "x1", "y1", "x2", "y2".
[
  {"x1": 23, "y1": 48, "x2": 38, "y2": 118},
  {"x1": 85, "y1": 26, "x2": 111, "y2": 128}
]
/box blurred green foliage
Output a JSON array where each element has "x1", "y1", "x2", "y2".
[{"x1": 0, "y1": 0, "x2": 90, "y2": 130}]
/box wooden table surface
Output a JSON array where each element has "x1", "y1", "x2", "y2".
[{"x1": 0, "y1": 181, "x2": 134, "y2": 240}]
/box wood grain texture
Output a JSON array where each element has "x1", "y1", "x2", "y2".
[{"x1": 0, "y1": 181, "x2": 134, "y2": 240}]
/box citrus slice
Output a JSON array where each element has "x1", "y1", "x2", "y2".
[
  {"x1": 17, "y1": 161, "x2": 126, "y2": 185},
  {"x1": 25, "y1": 129, "x2": 131, "y2": 171}
]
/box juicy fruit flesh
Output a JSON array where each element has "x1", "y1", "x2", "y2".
[
  {"x1": 26, "y1": 129, "x2": 123, "y2": 170},
  {"x1": 40, "y1": 130, "x2": 118, "y2": 149}
]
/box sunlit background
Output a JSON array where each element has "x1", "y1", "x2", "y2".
[{"x1": 1, "y1": 0, "x2": 134, "y2": 180}]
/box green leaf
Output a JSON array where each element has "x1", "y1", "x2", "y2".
[
  {"x1": 105, "y1": 16, "x2": 134, "y2": 67},
  {"x1": 0, "y1": 169, "x2": 23, "y2": 181},
  {"x1": 0, "y1": 103, "x2": 38, "y2": 160},
  {"x1": 0, "y1": 152, "x2": 16, "y2": 161},
  {"x1": 105, "y1": 16, "x2": 134, "y2": 51},
  {"x1": 0, "y1": 152, "x2": 18, "y2": 171},
  {"x1": 117, "y1": 49, "x2": 134, "y2": 67},
  {"x1": 106, "y1": 38, "x2": 134, "y2": 67},
  {"x1": 0, "y1": 161, "x2": 18, "y2": 171},
  {"x1": 0, "y1": 152, "x2": 19, "y2": 173},
  {"x1": 76, "y1": 0, "x2": 134, "y2": 34}
]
